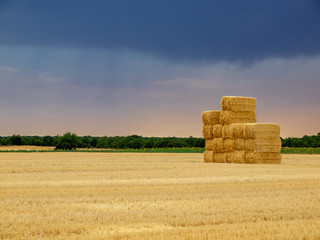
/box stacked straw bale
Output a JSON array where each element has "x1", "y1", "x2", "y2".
[{"x1": 202, "y1": 96, "x2": 281, "y2": 164}]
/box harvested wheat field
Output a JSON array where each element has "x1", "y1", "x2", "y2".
[{"x1": 1, "y1": 153, "x2": 320, "y2": 240}]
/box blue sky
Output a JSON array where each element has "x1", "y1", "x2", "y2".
[{"x1": 0, "y1": 0, "x2": 320, "y2": 137}]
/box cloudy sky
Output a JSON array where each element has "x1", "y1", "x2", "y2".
[{"x1": 0, "y1": 0, "x2": 320, "y2": 137}]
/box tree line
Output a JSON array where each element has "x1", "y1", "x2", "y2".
[
  {"x1": 281, "y1": 133, "x2": 320, "y2": 148},
  {"x1": 0, "y1": 132, "x2": 319, "y2": 150},
  {"x1": 0, "y1": 133, "x2": 205, "y2": 150}
]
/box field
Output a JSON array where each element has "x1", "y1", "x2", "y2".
[{"x1": 1, "y1": 153, "x2": 320, "y2": 239}]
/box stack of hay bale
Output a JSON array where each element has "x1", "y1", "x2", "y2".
[{"x1": 202, "y1": 96, "x2": 281, "y2": 164}]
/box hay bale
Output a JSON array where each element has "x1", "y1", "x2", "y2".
[
  {"x1": 205, "y1": 139, "x2": 214, "y2": 151},
  {"x1": 234, "y1": 138, "x2": 245, "y2": 151},
  {"x1": 213, "y1": 153, "x2": 226, "y2": 163},
  {"x1": 221, "y1": 96, "x2": 256, "y2": 112},
  {"x1": 253, "y1": 137, "x2": 281, "y2": 152},
  {"x1": 202, "y1": 125, "x2": 213, "y2": 139},
  {"x1": 213, "y1": 124, "x2": 223, "y2": 138},
  {"x1": 254, "y1": 144, "x2": 282, "y2": 153},
  {"x1": 222, "y1": 124, "x2": 234, "y2": 139},
  {"x1": 245, "y1": 152, "x2": 281, "y2": 164},
  {"x1": 213, "y1": 138, "x2": 224, "y2": 153},
  {"x1": 202, "y1": 111, "x2": 221, "y2": 125},
  {"x1": 224, "y1": 139, "x2": 235, "y2": 152},
  {"x1": 204, "y1": 151, "x2": 214, "y2": 163},
  {"x1": 245, "y1": 139, "x2": 255, "y2": 152},
  {"x1": 234, "y1": 151, "x2": 246, "y2": 163},
  {"x1": 233, "y1": 123, "x2": 246, "y2": 139},
  {"x1": 244, "y1": 123, "x2": 280, "y2": 139},
  {"x1": 245, "y1": 137, "x2": 281, "y2": 152},
  {"x1": 219, "y1": 110, "x2": 256, "y2": 125},
  {"x1": 225, "y1": 152, "x2": 234, "y2": 163}
]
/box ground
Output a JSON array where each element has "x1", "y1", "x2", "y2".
[{"x1": 0, "y1": 152, "x2": 320, "y2": 239}]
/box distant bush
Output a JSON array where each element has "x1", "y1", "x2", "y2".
[{"x1": 55, "y1": 132, "x2": 79, "y2": 150}]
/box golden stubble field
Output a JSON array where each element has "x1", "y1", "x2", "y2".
[{"x1": 1, "y1": 152, "x2": 320, "y2": 240}]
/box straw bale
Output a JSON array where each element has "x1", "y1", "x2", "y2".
[
  {"x1": 202, "y1": 125, "x2": 213, "y2": 139},
  {"x1": 213, "y1": 153, "x2": 226, "y2": 163},
  {"x1": 245, "y1": 139, "x2": 255, "y2": 152},
  {"x1": 204, "y1": 151, "x2": 214, "y2": 163},
  {"x1": 225, "y1": 152, "x2": 234, "y2": 163},
  {"x1": 254, "y1": 144, "x2": 282, "y2": 153},
  {"x1": 221, "y1": 96, "x2": 256, "y2": 112},
  {"x1": 244, "y1": 123, "x2": 280, "y2": 139},
  {"x1": 233, "y1": 151, "x2": 246, "y2": 163},
  {"x1": 245, "y1": 152, "x2": 281, "y2": 164},
  {"x1": 219, "y1": 110, "x2": 256, "y2": 125},
  {"x1": 243, "y1": 124, "x2": 255, "y2": 139},
  {"x1": 213, "y1": 138, "x2": 224, "y2": 153},
  {"x1": 233, "y1": 123, "x2": 246, "y2": 139},
  {"x1": 202, "y1": 111, "x2": 221, "y2": 125},
  {"x1": 252, "y1": 137, "x2": 281, "y2": 152},
  {"x1": 234, "y1": 139, "x2": 245, "y2": 151},
  {"x1": 253, "y1": 159, "x2": 282, "y2": 164},
  {"x1": 224, "y1": 139, "x2": 235, "y2": 152},
  {"x1": 222, "y1": 124, "x2": 234, "y2": 139},
  {"x1": 213, "y1": 124, "x2": 223, "y2": 138},
  {"x1": 205, "y1": 139, "x2": 214, "y2": 151},
  {"x1": 253, "y1": 137, "x2": 281, "y2": 145}
]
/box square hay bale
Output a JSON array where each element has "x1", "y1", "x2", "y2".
[
  {"x1": 245, "y1": 152, "x2": 281, "y2": 164},
  {"x1": 213, "y1": 124, "x2": 223, "y2": 138},
  {"x1": 222, "y1": 124, "x2": 234, "y2": 139},
  {"x1": 213, "y1": 153, "x2": 226, "y2": 163},
  {"x1": 213, "y1": 138, "x2": 224, "y2": 153},
  {"x1": 245, "y1": 139, "x2": 255, "y2": 152},
  {"x1": 234, "y1": 151, "x2": 246, "y2": 163},
  {"x1": 205, "y1": 139, "x2": 214, "y2": 151},
  {"x1": 234, "y1": 138, "x2": 245, "y2": 151},
  {"x1": 233, "y1": 123, "x2": 246, "y2": 139},
  {"x1": 202, "y1": 110, "x2": 221, "y2": 125},
  {"x1": 244, "y1": 123, "x2": 280, "y2": 139},
  {"x1": 204, "y1": 151, "x2": 214, "y2": 163},
  {"x1": 253, "y1": 137, "x2": 282, "y2": 152},
  {"x1": 224, "y1": 139, "x2": 235, "y2": 152},
  {"x1": 220, "y1": 110, "x2": 256, "y2": 125},
  {"x1": 202, "y1": 125, "x2": 213, "y2": 139},
  {"x1": 225, "y1": 152, "x2": 234, "y2": 163},
  {"x1": 221, "y1": 96, "x2": 256, "y2": 112}
]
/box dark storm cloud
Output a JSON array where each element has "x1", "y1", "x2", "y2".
[{"x1": 0, "y1": 0, "x2": 320, "y2": 62}]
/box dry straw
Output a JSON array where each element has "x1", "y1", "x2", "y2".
[
  {"x1": 214, "y1": 153, "x2": 226, "y2": 163},
  {"x1": 234, "y1": 139, "x2": 245, "y2": 151},
  {"x1": 213, "y1": 124, "x2": 223, "y2": 138},
  {"x1": 202, "y1": 96, "x2": 281, "y2": 164},
  {"x1": 213, "y1": 138, "x2": 224, "y2": 153},
  {"x1": 245, "y1": 139, "x2": 255, "y2": 152},
  {"x1": 244, "y1": 123, "x2": 280, "y2": 139},
  {"x1": 224, "y1": 139, "x2": 235, "y2": 152},
  {"x1": 205, "y1": 139, "x2": 214, "y2": 151},
  {"x1": 204, "y1": 151, "x2": 214, "y2": 163},
  {"x1": 222, "y1": 125, "x2": 234, "y2": 139},
  {"x1": 202, "y1": 111, "x2": 221, "y2": 125},
  {"x1": 233, "y1": 123, "x2": 246, "y2": 139},
  {"x1": 221, "y1": 96, "x2": 256, "y2": 112},
  {"x1": 245, "y1": 152, "x2": 281, "y2": 164},
  {"x1": 202, "y1": 125, "x2": 213, "y2": 139},
  {"x1": 233, "y1": 151, "x2": 246, "y2": 163},
  {"x1": 220, "y1": 110, "x2": 256, "y2": 125}
]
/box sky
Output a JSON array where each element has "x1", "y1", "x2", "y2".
[{"x1": 0, "y1": 0, "x2": 320, "y2": 138}]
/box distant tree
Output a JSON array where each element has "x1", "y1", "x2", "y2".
[
  {"x1": 90, "y1": 138, "x2": 98, "y2": 148},
  {"x1": 55, "y1": 132, "x2": 79, "y2": 150},
  {"x1": 9, "y1": 135, "x2": 22, "y2": 145}
]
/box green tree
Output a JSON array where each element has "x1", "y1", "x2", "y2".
[
  {"x1": 9, "y1": 135, "x2": 22, "y2": 145},
  {"x1": 55, "y1": 132, "x2": 79, "y2": 150}
]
